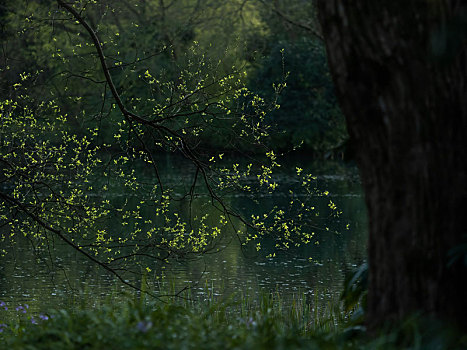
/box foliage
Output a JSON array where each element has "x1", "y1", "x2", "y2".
[
  {"x1": 0, "y1": 0, "x2": 268, "y2": 146},
  {"x1": 340, "y1": 262, "x2": 368, "y2": 324},
  {"x1": 0, "y1": 292, "x2": 335, "y2": 350},
  {"x1": 0, "y1": 293, "x2": 465, "y2": 350},
  {"x1": 0, "y1": 0, "x2": 344, "y2": 293},
  {"x1": 248, "y1": 38, "x2": 347, "y2": 154},
  {"x1": 0, "y1": 0, "x2": 347, "y2": 154}
]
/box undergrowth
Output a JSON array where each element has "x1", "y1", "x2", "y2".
[{"x1": 0, "y1": 288, "x2": 465, "y2": 350}]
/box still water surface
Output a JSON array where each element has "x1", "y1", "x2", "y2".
[{"x1": 0, "y1": 158, "x2": 367, "y2": 315}]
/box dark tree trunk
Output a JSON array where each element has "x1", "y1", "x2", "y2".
[{"x1": 317, "y1": 1, "x2": 467, "y2": 330}]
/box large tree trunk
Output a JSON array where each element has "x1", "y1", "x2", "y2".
[{"x1": 317, "y1": 1, "x2": 467, "y2": 330}]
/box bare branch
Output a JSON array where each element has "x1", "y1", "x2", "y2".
[{"x1": 259, "y1": 0, "x2": 323, "y2": 41}]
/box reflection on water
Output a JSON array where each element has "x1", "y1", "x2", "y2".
[{"x1": 0, "y1": 159, "x2": 367, "y2": 314}]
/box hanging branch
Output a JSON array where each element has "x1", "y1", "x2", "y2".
[
  {"x1": 55, "y1": 0, "x2": 255, "y2": 230},
  {"x1": 259, "y1": 0, "x2": 323, "y2": 41},
  {"x1": 0, "y1": 191, "x2": 161, "y2": 299}
]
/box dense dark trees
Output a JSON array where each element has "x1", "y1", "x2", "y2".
[{"x1": 318, "y1": 0, "x2": 467, "y2": 330}]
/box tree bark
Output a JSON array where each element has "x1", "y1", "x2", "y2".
[{"x1": 317, "y1": 0, "x2": 467, "y2": 330}]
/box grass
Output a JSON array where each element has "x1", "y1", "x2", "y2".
[
  {"x1": 1, "y1": 288, "x2": 466, "y2": 350},
  {"x1": 0, "y1": 291, "x2": 335, "y2": 350}
]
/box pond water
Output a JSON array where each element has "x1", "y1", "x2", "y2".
[{"x1": 0, "y1": 157, "x2": 367, "y2": 317}]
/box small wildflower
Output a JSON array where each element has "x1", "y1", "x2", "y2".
[
  {"x1": 136, "y1": 320, "x2": 153, "y2": 333},
  {"x1": 30, "y1": 317, "x2": 37, "y2": 325},
  {"x1": 0, "y1": 301, "x2": 7, "y2": 311},
  {"x1": 16, "y1": 305, "x2": 27, "y2": 314},
  {"x1": 244, "y1": 317, "x2": 257, "y2": 329},
  {"x1": 0, "y1": 323, "x2": 7, "y2": 333},
  {"x1": 39, "y1": 314, "x2": 49, "y2": 321}
]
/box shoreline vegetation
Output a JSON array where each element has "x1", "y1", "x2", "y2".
[
  {"x1": 1, "y1": 274, "x2": 465, "y2": 350},
  {"x1": 0, "y1": 297, "x2": 465, "y2": 349}
]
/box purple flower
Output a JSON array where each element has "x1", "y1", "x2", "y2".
[
  {"x1": 136, "y1": 320, "x2": 153, "y2": 333},
  {"x1": 0, "y1": 323, "x2": 7, "y2": 333},
  {"x1": 244, "y1": 317, "x2": 257, "y2": 328},
  {"x1": 30, "y1": 317, "x2": 37, "y2": 325},
  {"x1": 39, "y1": 314, "x2": 49, "y2": 321},
  {"x1": 0, "y1": 301, "x2": 7, "y2": 311},
  {"x1": 15, "y1": 305, "x2": 27, "y2": 314}
]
